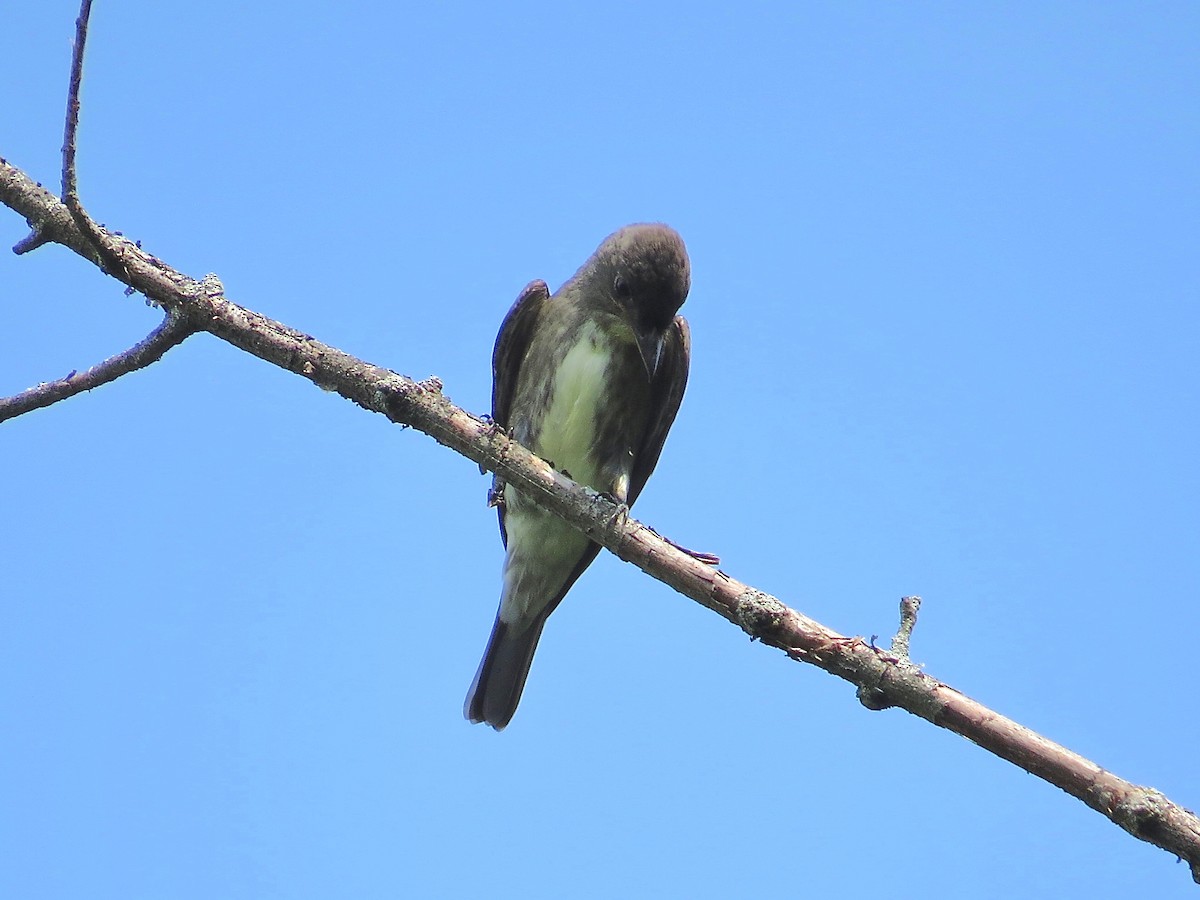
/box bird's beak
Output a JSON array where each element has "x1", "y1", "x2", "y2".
[{"x1": 635, "y1": 327, "x2": 666, "y2": 379}]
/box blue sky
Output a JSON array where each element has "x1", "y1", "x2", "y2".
[{"x1": 2, "y1": 2, "x2": 1198, "y2": 897}]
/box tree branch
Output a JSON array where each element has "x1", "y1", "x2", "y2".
[
  {"x1": 0, "y1": 0, "x2": 198, "y2": 422},
  {"x1": 3, "y1": 153, "x2": 1198, "y2": 880},
  {"x1": 0, "y1": 1, "x2": 1197, "y2": 884}
]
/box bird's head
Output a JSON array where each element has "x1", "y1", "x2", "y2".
[{"x1": 592, "y1": 223, "x2": 690, "y2": 378}]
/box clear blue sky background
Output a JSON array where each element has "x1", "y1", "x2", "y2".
[{"x1": 2, "y1": 3, "x2": 1197, "y2": 898}]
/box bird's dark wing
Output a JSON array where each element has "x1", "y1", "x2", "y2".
[
  {"x1": 492, "y1": 279, "x2": 550, "y2": 428},
  {"x1": 629, "y1": 315, "x2": 691, "y2": 505},
  {"x1": 491, "y1": 279, "x2": 551, "y2": 546}
]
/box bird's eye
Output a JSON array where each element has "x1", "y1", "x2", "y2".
[{"x1": 613, "y1": 274, "x2": 632, "y2": 299}]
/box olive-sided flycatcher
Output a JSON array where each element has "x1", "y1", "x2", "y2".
[{"x1": 465, "y1": 224, "x2": 692, "y2": 730}]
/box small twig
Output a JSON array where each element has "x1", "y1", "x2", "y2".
[
  {"x1": 644, "y1": 524, "x2": 720, "y2": 564},
  {"x1": 890, "y1": 594, "x2": 921, "y2": 662},
  {"x1": 58, "y1": 0, "x2": 126, "y2": 279},
  {"x1": 0, "y1": 307, "x2": 194, "y2": 423},
  {"x1": 663, "y1": 536, "x2": 720, "y2": 565},
  {"x1": 856, "y1": 595, "x2": 923, "y2": 711},
  {"x1": 60, "y1": 0, "x2": 88, "y2": 204},
  {"x1": 13, "y1": 229, "x2": 52, "y2": 254}
]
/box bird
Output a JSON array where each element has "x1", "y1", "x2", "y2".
[{"x1": 465, "y1": 223, "x2": 692, "y2": 730}]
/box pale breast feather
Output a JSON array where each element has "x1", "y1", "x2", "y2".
[{"x1": 534, "y1": 321, "x2": 624, "y2": 493}]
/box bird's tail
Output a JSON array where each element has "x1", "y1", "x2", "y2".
[{"x1": 464, "y1": 614, "x2": 547, "y2": 730}]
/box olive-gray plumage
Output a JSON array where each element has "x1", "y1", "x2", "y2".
[{"x1": 465, "y1": 224, "x2": 691, "y2": 730}]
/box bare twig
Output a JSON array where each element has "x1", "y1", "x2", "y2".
[
  {"x1": 61, "y1": 0, "x2": 89, "y2": 201},
  {"x1": 13, "y1": 228, "x2": 52, "y2": 254},
  {"x1": 891, "y1": 594, "x2": 921, "y2": 661},
  {"x1": 9, "y1": 0, "x2": 125, "y2": 273},
  {"x1": 0, "y1": 306, "x2": 193, "y2": 422},
  {"x1": 59, "y1": 0, "x2": 123, "y2": 279},
  {"x1": 3, "y1": 159, "x2": 103, "y2": 263},
  {"x1": 0, "y1": 1, "x2": 1197, "y2": 883},
  {"x1": 857, "y1": 596, "x2": 922, "y2": 711}
]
